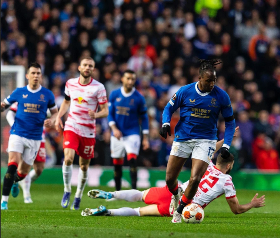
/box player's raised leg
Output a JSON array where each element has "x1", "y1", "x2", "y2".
[{"x1": 173, "y1": 158, "x2": 209, "y2": 223}]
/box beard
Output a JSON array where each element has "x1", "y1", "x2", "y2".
[
  {"x1": 226, "y1": 168, "x2": 232, "y2": 174},
  {"x1": 80, "y1": 71, "x2": 91, "y2": 79}
]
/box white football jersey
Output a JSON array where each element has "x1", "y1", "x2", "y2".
[
  {"x1": 180, "y1": 162, "x2": 236, "y2": 208},
  {"x1": 10, "y1": 103, "x2": 46, "y2": 142},
  {"x1": 64, "y1": 77, "x2": 107, "y2": 138}
]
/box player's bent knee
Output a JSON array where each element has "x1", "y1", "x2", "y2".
[{"x1": 64, "y1": 157, "x2": 73, "y2": 166}]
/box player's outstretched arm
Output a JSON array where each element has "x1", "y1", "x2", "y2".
[
  {"x1": 55, "y1": 99, "x2": 70, "y2": 131},
  {"x1": 226, "y1": 193, "x2": 265, "y2": 215},
  {"x1": 214, "y1": 126, "x2": 239, "y2": 154}
]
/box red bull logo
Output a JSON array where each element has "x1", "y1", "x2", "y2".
[{"x1": 73, "y1": 97, "x2": 88, "y2": 104}]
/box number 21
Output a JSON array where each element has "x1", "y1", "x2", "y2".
[{"x1": 84, "y1": 146, "x2": 94, "y2": 154}]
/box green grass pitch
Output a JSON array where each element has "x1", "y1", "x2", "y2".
[{"x1": 1, "y1": 184, "x2": 279, "y2": 238}]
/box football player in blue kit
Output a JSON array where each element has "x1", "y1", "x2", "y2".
[
  {"x1": 159, "y1": 59, "x2": 236, "y2": 223},
  {"x1": 108, "y1": 69, "x2": 149, "y2": 190},
  {"x1": 0, "y1": 63, "x2": 58, "y2": 210}
]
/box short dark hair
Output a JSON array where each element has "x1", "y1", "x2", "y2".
[
  {"x1": 123, "y1": 69, "x2": 136, "y2": 76},
  {"x1": 27, "y1": 62, "x2": 41, "y2": 73},
  {"x1": 198, "y1": 58, "x2": 222, "y2": 76},
  {"x1": 216, "y1": 153, "x2": 234, "y2": 165}
]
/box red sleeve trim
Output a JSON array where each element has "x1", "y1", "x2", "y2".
[
  {"x1": 10, "y1": 108, "x2": 17, "y2": 112},
  {"x1": 226, "y1": 195, "x2": 236, "y2": 199},
  {"x1": 99, "y1": 100, "x2": 107, "y2": 105}
]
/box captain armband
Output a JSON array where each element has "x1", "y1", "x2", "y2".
[
  {"x1": 224, "y1": 115, "x2": 234, "y2": 122},
  {"x1": 65, "y1": 95, "x2": 71, "y2": 101}
]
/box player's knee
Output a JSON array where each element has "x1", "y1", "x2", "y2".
[
  {"x1": 64, "y1": 157, "x2": 73, "y2": 166},
  {"x1": 35, "y1": 168, "x2": 43, "y2": 177},
  {"x1": 80, "y1": 164, "x2": 88, "y2": 171}
]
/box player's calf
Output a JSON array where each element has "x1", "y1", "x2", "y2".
[
  {"x1": 113, "y1": 158, "x2": 123, "y2": 191},
  {"x1": 2, "y1": 162, "x2": 18, "y2": 199},
  {"x1": 128, "y1": 154, "x2": 137, "y2": 189}
]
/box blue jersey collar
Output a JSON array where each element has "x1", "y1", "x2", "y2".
[
  {"x1": 27, "y1": 85, "x2": 42, "y2": 93},
  {"x1": 195, "y1": 82, "x2": 211, "y2": 96},
  {"x1": 121, "y1": 87, "x2": 135, "y2": 97}
]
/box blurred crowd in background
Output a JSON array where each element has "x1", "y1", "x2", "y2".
[{"x1": 1, "y1": 0, "x2": 280, "y2": 170}]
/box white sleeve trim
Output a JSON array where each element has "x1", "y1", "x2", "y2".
[
  {"x1": 222, "y1": 144, "x2": 230, "y2": 149},
  {"x1": 49, "y1": 105, "x2": 58, "y2": 110},
  {"x1": 4, "y1": 98, "x2": 10, "y2": 105},
  {"x1": 109, "y1": 121, "x2": 116, "y2": 127},
  {"x1": 169, "y1": 100, "x2": 174, "y2": 106},
  {"x1": 163, "y1": 123, "x2": 170, "y2": 126},
  {"x1": 142, "y1": 129, "x2": 149, "y2": 134}
]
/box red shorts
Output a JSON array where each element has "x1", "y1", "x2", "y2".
[
  {"x1": 144, "y1": 185, "x2": 172, "y2": 217},
  {"x1": 63, "y1": 130, "x2": 96, "y2": 159},
  {"x1": 34, "y1": 142, "x2": 46, "y2": 163}
]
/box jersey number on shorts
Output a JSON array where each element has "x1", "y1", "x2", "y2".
[
  {"x1": 84, "y1": 146, "x2": 94, "y2": 154},
  {"x1": 199, "y1": 170, "x2": 219, "y2": 193}
]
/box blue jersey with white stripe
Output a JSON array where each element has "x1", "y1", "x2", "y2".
[
  {"x1": 162, "y1": 82, "x2": 235, "y2": 144},
  {"x1": 4, "y1": 85, "x2": 56, "y2": 140},
  {"x1": 108, "y1": 87, "x2": 149, "y2": 137}
]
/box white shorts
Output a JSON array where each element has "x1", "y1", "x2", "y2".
[
  {"x1": 170, "y1": 139, "x2": 217, "y2": 164},
  {"x1": 110, "y1": 135, "x2": 141, "y2": 158},
  {"x1": 7, "y1": 134, "x2": 41, "y2": 165}
]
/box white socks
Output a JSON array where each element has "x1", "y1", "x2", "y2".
[
  {"x1": 62, "y1": 162, "x2": 73, "y2": 193},
  {"x1": 108, "y1": 207, "x2": 140, "y2": 216},
  {"x1": 113, "y1": 189, "x2": 143, "y2": 202},
  {"x1": 18, "y1": 169, "x2": 39, "y2": 198},
  {"x1": 1, "y1": 196, "x2": 9, "y2": 203},
  {"x1": 75, "y1": 168, "x2": 88, "y2": 198}
]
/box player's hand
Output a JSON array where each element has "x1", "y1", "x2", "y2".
[
  {"x1": 251, "y1": 193, "x2": 265, "y2": 208},
  {"x1": 142, "y1": 138, "x2": 150, "y2": 150},
  {"x1": 113, "y1": 128, "x2": 122, "y2": 140},
  {"x1": 88, "y1": 109, "x2": 95, "y2": 119},
  {"x1": 159, "y1": 124, "x2": 171, "y2": 139},
  {"x1": 220, "y1": 147, "x2": 230, "y2": 159},
  {"x1": 1, "y1": 102, "x2": 6, "y2": 112},
  {"x1": 233, "y1": 126, "x2": 239, "y2": 137},
  {"x1": 55, "y1": 117, "x2": 64, "y2": 131},
  {"x1": 44, "y1": 119, "x2": 53, "y2": 128}
]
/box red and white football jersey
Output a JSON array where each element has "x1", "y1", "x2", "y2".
[
  {"x1": 10, "y1": 103, "x2": 46, "y2": 142},
  {"x1": 64, "y1": 77, "x2": 107, "y2": 138},
  {"x1": 180, "y1": 162, "x2": 236, "y2": 208}
]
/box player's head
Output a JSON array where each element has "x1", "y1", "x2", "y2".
[
  {"x1": 216, "y1": 153, "x2": 234, "y2": 174},
  {"x1": 26, "y1": 62, "x2": 42, "y2": 88},
  {"x1": 198, "y1": 59, "x2": 222, "y2": 92},
  {"x1": 78, "y1": 57, "x2": 95, "y2": 79},
  {"x1": 121, "y1": 69, "x2": 136, "y2": 91}
]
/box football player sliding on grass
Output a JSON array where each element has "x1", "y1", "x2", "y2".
[{"x1": 81, "y1": 127, "x2": 265, "y2": 218}]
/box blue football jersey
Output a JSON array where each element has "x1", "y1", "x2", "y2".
[
  {"x1": 162, "y1": 82, "x2": 234, "y2": 142},
  {"x1": 108, "y1": 87, "x2": 149, "y2": 137},
  {"x1": 4, "y1": 85, "x2": 56, "y2": 140}
]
